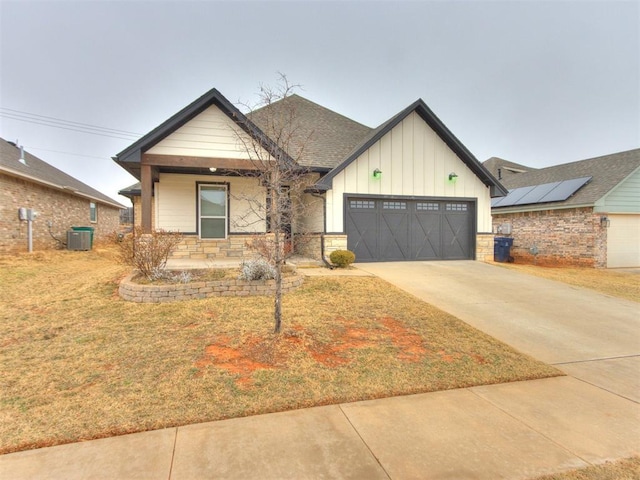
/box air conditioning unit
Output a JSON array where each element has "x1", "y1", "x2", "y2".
[{"x1": 67, "y1": 230, "x2": 91, "y2": 251}]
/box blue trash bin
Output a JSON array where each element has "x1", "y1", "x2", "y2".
[{"x1": 494, "y1": 237, "x2": 514, "y2": 262}]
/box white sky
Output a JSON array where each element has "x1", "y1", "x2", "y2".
[{"x1": 1, "y1": 0, "x2": 638, "y2": 206}]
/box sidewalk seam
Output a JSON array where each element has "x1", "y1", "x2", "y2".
[
  {"x1": 553, "y1": 354, "x2": 640, "y2": 365},
  {"x1": 338, "y1": 404, "x2": 393, "y2": 480},
  {"x1": 556, "y1": 374, "x2": 640, "y2": 405},
  {"x1": 466, "y1": 386, "x2": 593, "y2": 468},
  {"x1": 167, "y1": 427, "x2": 178, "y2": 480}
]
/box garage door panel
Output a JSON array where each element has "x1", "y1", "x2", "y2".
[
  {"x1": 411, "y1": 211, "x2": 441, "y2": 259},
  {"x1": 607, "y1": 214, "x2": 640, "y2": 268},
  {"x1": 379, "y1": 209, "x2": 410, "y2": 260},
  {"x1": 442, "y1": 214, "x2": 471, "y2": 259},
  {"x1": 345, "y1": 209, "x2": 378, "y2": 262},
  {"x1": 346, "y1": 196, "x2": 474, "y2": 262}
]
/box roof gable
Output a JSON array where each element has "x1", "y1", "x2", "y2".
[
  {"x1": 1, "y1": 138, "x2": 124, "y2": 208},
  {"x1": 315, "y1": 99, "x2": 507, "y2": 196},
  {"x1": 113, "y1": 88, "x2": 292, "y2": 178}
]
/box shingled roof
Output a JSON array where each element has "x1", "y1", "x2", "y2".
[
  {"x1": 1, "y1": 138, "x2": 124, "y2": 208},
  {"x1": 248, "y1": 94, "x2": 373, "y2": 170},
  {"x1": 483, "y1": 157, "x2": 537, "y2": 182},
  {"x1": 487, "y1": 148, "x2": 640, "y2": 209}
]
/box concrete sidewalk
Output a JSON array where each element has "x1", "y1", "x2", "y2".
[
  {"x1": 2, "y1": 376, "x2": 638, "y2": 480},
  {"x1": 2, "y1": 261, "x2": 638, "y2": 479}
]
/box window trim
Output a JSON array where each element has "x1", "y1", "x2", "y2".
[
  {"x1": 196, "y1": 182, "x2": 229, "y2": 239},
  {"x1": 89, "y1": 202, "x2": 97, "y2": 223}
]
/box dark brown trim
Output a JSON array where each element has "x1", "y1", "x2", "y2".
[{"x1": 140, "y1": 164, "x2": 153, "y2": 232}]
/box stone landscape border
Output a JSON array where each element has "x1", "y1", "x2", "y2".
[{"x1": 119, "y1": 271, "x2": 304, "y2": 303}]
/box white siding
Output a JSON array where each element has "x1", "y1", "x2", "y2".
[
  {"x1": 147, "y1": 105, "x2": 267, "y2": 160},
  {"x1": 325, "y1": 111, "x2": 493, "y2": 232},
  {"x1": 156, "y1": 173, "x2": 266, "y2": 234},
  {"x1": 607, "y1": 214, "x2": 640, "y2": 268}
]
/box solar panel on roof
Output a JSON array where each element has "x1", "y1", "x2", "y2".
[
  {"x1": 538, "y1": 176, "x2": 592, "y2": 203},
  {"x1": 492, "y1": 176, "x2": 592, "y2": 208},
  {"x1": 514, "y1": 181, "x2": 562, "y2": 205}
]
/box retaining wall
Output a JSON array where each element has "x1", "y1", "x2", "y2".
[{"x1": 119, "y1": 271, "x2": 304, "y2": 303}]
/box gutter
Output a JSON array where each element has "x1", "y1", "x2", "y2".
[{"x1": 310, "y1": 191, "x2": 334, "y2": 269}]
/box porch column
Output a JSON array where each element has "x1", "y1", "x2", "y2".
[{"x1": 141, "y1": 163, "x2": 152, "y2": 233}]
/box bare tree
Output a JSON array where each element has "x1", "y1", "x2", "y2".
[{"x1": 233, "y1": 74, "x2": 315, "y2": 333}]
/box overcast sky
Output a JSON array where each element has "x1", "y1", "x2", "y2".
[{"x1": 1, "y1": 0, "x2": 638, "y2": 206}]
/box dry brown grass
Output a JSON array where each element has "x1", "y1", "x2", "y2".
[
  {"x1": 533, "y1": 456, "x2": 640, "y2": 480},
  {"x1": 0, "y1": 245, "x2": 559, "y2": 454},
  {"x1": 494, "y1": 263, "x2": 640, "y2": 303}
]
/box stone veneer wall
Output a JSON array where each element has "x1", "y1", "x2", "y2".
[
  {"x1": 292, "y1": 233, "x2": 348, "y2": 261},
  {"x1": 171, "y1": 233, "x2": 349, "y2": 262},
  {"x1": 492, "y1": 207, "x2": 606, "y2": 268},
  {"x1": 171, "y1": 235, "x2": 257, "y2": 260},
  {"x1": 323, "y1": 234, "x2": 348, "y2": 258},
  {"x1": 119, "y1": 272, "x2": 304, "y2": 303},
  {"x1": 475, "y1": 233, "x2": 495, "y2": 262},
  {"x1": 0, "y1": 173, "x2": 121, "y2": 253}
]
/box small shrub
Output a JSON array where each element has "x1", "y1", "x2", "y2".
[
  {"x1": 330, "y1": 249, "x2": 356, "y2": 268},
  {"x1": 172, "y1": 271, "x2": 193, "y2": 284},
  {"x1": 245, "y1": 235, "x2": 293, "y2": 263},
  {"x1": 117, "y1": 229, "x2": 183, "y2": 280},
  {"x1": 239, "y1": 258, "x2": 276, "y2": 281}
]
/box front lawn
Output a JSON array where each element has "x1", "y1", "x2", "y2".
[
  {"x1": 0, "y1": 246, "x2": 559, "y2": 454},
  {"x1": 495, "y1": 263, "x2": 640, "y2": 303}
]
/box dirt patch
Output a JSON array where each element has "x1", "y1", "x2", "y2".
[{"x1": 195, "y1": 316, "x2": 430, "y2": 384}]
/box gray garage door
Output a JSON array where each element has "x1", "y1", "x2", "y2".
[{"x1": 346, "y1": 197, "x2": 475, "y2": 262}]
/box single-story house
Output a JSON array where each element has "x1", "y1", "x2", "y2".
[
  {"x1": 0, "y1": 138, "x2": 125, "y2": 253},
  {"x1": 484, "y1": 149, "x2": 640, "y2": 268},
  {"x1": 114, "y1": 88, "x2": 506, "y2": 263}
]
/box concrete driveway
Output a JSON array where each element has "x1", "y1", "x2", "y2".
[{"x1": 357, "y1": 261, "x2": 640, "y2": 402}]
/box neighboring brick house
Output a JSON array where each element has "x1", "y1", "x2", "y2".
[
  {"x1": 484, "y1": 149, "x2": 640, "y2": 268},
  {"x1": 0, "y1": 138, "x2": 126, "y2": 253}
]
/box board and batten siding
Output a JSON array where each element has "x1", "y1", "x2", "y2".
[
  {"x1": 146, "y1": 105, "x2": 267, "y2": 160},
  {"x1": 324, "y1": 111, "x2": 493, "y2": 232},
  {"x1": 155, "y1": 173, "x2": 266, "y2": 234}
]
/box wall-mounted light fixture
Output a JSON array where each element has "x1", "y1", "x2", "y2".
[
  {"x1": 209, "y1": 167, "x2": 217, "y2": 173},
  {"x1": 600, "y1": 215, "x2": 610, "y2": 228},
  {"x1": 373, "y1": 168, "x2": 382, "y2": 179},
  {"x1": 448, "y1": 172, "x2": 458, "y2": 182}
]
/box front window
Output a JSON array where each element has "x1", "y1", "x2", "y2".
[
  {"x1": 199, "y1": 184, "x2": 227, "y2": 239},
  {"x1": 89, "y1": 202, "x2": 97, "y2": 222}
]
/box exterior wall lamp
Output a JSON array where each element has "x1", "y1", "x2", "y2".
[
  {"x1": 373, "y1": 168, "x2": 382, "y2": 179},
  {"x1": 448, "y1": 172, "x2": 458, "y2": 182},
  {"x1": 600, "y1": 215, "x2": 610, "y2": 228},
  {"x1": 209, "y1": 167, "x2": 217, "y2": 173}
]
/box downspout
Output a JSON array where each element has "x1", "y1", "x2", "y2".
[{"x1": 310, "y1": 191, "x2": 334, "y2": 269}]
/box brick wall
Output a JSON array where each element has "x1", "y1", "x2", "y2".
[
  {"x1": 492, "y1": 207, "x2": 607, "y2": 267},
  {"x1": 0, "y1": 173, "x2": 121, "y2": 253}
]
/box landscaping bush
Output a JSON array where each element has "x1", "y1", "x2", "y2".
[
  {"x1": 330, "y1": 249, "x2": 356, "y2": 268},
  {"x1": 117, "y1": 229, "x2": 183, "y2": 280},
  {"x1": 238, "y1": 258, "x2": 276, "y2": 281}
]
